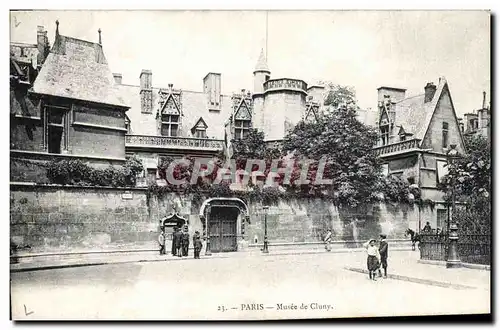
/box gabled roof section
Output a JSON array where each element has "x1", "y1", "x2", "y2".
[
  {"x1": 379, "y1": 108, "x2": 390, "y2": 125},
  {"x1": 254, "y1": 48, "x2": 270, "y2": 73},
  {"x1": 420, "y1": 78, "x2": 466, "y2": 150},
  {"x1": 192, "y1": 117, "x2": 208, "y2": 130},
  {"x1": 160, "y1": 93, "x2": 181, "y2": 115},
  {"x1": 32, "y1": 33, "x2": 128, "y2": 108},
  {"x1": 392, "y1": 94, "x2": 427, "y2": 139},
  {"x1": 392, "y1": 77, "x2": 464, "y2": 148},
  {"x1": 304, "y1": 102, "x2": 319, "y2": 122},
  {"x1": 191, "y1": 117, "x2": 208, "y2": 134},
  {"x1": 234, "y1": 98, "x2": 252, "y2": 120}
]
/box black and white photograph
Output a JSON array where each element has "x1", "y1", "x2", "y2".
[{"x1": 8, "y1": 9, "x2": 491, "y2": 321}]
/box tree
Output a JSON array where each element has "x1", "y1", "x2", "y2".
[
  {"x1": 439, "y1": 134, "x2": 491, "y2": 200},
  {"x1": 438, "y1": 134, "x2": 491, "y2": 233},
  {"x1": 283, "y1": 86, "x2": 382, "y2": 207},
  {"x1": 320, "y1": 82, "x2": 359, "y2": 111}
]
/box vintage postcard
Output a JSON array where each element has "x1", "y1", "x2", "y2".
[{"x1": 9, "y1": 9, "x2": 491, "y2": 321}]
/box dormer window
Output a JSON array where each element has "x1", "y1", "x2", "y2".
[
  {"x1": 380, "y1": 124, "x2": 390, "y2": 146},
  {"x1": 233, "y1": 97, "x2": 253, "y2": 139},
  {"x1": 161, "y1": 114, "x2": 179, "y2": 137},
  {"x1": 191, "y1": 117, "x2": 208, "y2": 139},
  {"x1": 235, "y1": 119, "x2": 251, "y2": 139},
  {"x1": 195, "y1": 128, "x2": 207, "y2": 138}
]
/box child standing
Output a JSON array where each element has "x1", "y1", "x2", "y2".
[{"x1": 363, "y1": 239, "x2": 381, "y2": 281}]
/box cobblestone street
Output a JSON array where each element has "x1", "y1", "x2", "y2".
[{"x1": 11, "y1": 251, "x2": 490, "y2": 320}]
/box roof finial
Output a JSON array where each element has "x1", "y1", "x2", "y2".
[
  {"x1": 98, "y1": 28, "x2": 102, "y2": 45},
  {"x1": 55, "y1": 20, "x2": 59, "y2": 36}
]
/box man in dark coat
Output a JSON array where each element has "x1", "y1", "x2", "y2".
[
  {"x1": 193, "y1": 231, "x2": 203, "y2": 259},
  {"x1": 181, "y1": 225, "x2": 190, "y2": 257},
  {"x1": 171, "y1": 227, "x2": 177, "y2": 255},
  {"x1": 174, "y1": 227, "x2": 183, "y2": 257},
  {"x1": 378, "y1": 234, "x2": 389, "y2": 278}
]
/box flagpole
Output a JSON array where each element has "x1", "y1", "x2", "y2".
[{"x1": 266, "y1": 11, "x2": 269, "y2": 60}]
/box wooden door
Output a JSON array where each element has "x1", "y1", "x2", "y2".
[{"x1": 208, "y1": 207, "x2": 238, "y2": 252}]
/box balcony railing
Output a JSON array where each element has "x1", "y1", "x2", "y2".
[
  {"x1": 263, "y1": 78, "x2": 308, "y2": 94},
  {"x1": 373, "y1": 138, "x2": 421, "y2": 157},
  {"x1": 126, "y1": 135, "x2": 224, "y2": 151}
]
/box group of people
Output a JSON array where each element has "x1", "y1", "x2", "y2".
[
  {"x1": 364, "y1": 234, "x2": 389, "y2": 281},
  {"x1": 158, "y1": 224, "x2": 204, "y2": 259},
  {"x1": 422, "y1": 221, "x2": 445, "y2": 235}
]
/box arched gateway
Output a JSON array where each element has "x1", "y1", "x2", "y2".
[{"x1": 199, "y1": 197, "x2": 250, "y2": 254}]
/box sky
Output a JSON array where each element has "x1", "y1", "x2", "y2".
[{"x1": 9, "y1": 10, "x2": 490, "y2": 117}]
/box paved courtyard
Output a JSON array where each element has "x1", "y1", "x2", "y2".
[{"x1": 11, "y1": 252, "x2": 490, "y2": 320}]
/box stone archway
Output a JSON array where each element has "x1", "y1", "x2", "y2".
[
  {"x1": 160, "y1": 213, "x2": 188, "y2": 255},
  {"x1": 199, "y1": 197, "x2": 250, "y2": 254},
  {"x1": 160, "y1": 213, "x2": 188, "y2": 230}
]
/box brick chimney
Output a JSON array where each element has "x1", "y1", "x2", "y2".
[
  {"x1": 36, "y1": 26, "x2": 49, "y2": 67},
  {"x1": 482, "y1": 91, "x2": 487, "y2": 109},
  {"x1": 113, "y1": 73, "x2": 122, "y2": 84},
  {"x1": 424, "y1": 83, "x2": 437, "y2": 103}
]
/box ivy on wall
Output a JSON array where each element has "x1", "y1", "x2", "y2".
[{"x1": 45, "y1": 156, "x2": 144, "y2": 187}]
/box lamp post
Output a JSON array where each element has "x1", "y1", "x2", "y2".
[
  {"x1": 446, "y1": 144, "x2": 461, "y2": 268},
  {"x1": 262, "y1": 206, "x2": 269, "y2": 254},
  {"x1": 205, "y1": 205, "x2": 212, "y2": 256}
]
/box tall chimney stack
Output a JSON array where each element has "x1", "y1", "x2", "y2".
[
  {"x1": 140, "y1": 70, "x2": 153, "y2": 113},
  {"x1": 482, "y1": 91, "x2": 487, "y2": 109},
  {"x1": 424, "y1": 83, "x2": 437, "y2": 103},
  {"x1": 37, "y1": 25, "x2": 49, "y2": 67}
]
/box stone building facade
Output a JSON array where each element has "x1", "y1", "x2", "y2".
[
  {"x1": 373, "y1": 78, "x2": 467, "y2": 231},
  {"x1": 458, "y1": 91, "x2": 491, "y2": 142},
  {"x1": 10, "y1": 22, "x2": 130, "y2": 184},
  {"x1": 118, "y1": 48, "x2": 328, "y2": 181},
  {"x1": 10, "y1": 23, "x2": 458, "y2": 254}
]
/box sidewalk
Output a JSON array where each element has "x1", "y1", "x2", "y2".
[
  {"x1": 10, "y1": 245, "x2": 413, "y2": 273},
  {"x1": 344, "y1": 251, "x2": 491, "y2": 291},
  {"x1": 10, "y1": 247, "x2": 491, "y2": 292}
]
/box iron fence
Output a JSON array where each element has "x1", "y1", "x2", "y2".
[{"x1": 419, "y1": 233, "x2": 491, "y2": 265}]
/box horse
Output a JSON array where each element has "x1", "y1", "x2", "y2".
[{"x1": 404, "y1": 228, "x2": 420, "y2": 251}]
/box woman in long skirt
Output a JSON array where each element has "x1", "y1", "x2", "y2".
[{"x1": 364, "y1": 239, "x2": 381, "y2": 281}]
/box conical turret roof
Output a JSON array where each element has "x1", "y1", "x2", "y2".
[{"x1": 254, "y1": 48, "x2": 270, "y2": 73}]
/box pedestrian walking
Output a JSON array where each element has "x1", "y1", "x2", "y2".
[
  {"x1": 174, "y1": 227, "x2": 183, "y2": 257},
  {"x1": 158, "y1": 230, "x2": 166, "y2": 255},
  {"x1": 182, "y1": 225, "x2": 190, "y2": 257},
  {"x1": 377, "y1": 234, "x2": 388, "y2": 278},
  {"x1": 193, "y1": 231, "x2": 203, "y2": 259},
  {"x1": 324, "y1": 229, "x2": 332, "y2": 252},
  {"x1": 363, "y1": 239, "x2": 381, "y2": 281}
]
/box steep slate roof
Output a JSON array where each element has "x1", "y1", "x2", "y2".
[
  {"x1": 393, "y1": 77, "x2": 448, "y2": 143},
  {"x1": 116, "y1": 84, "x2": 233, "y2": 139},
  {"x1": 32, "y1": 33, "x2": 128, "y2": 108}
]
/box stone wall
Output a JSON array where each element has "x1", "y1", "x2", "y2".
[{"x1": 10, "y1": 184, "x2": 433, "y2": 254}]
